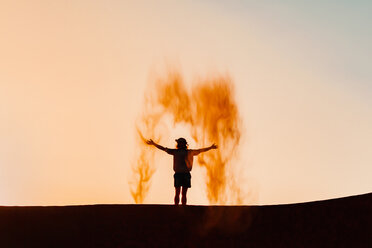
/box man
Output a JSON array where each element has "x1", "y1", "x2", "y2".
[{"x1": 146, "y1": 138, "x2": 217, "y2": 205}]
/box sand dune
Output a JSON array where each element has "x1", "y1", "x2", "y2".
[{"x1": 1, "y1": 193, "x2": 371, "y2": 247}]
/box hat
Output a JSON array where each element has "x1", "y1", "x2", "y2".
[{"x1": 175, "y1": 137, "x2": 187, "y2": 145}]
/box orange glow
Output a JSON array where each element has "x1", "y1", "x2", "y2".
[{"x1": 2, "y1": 1, "x2": 372, "y2": 206}]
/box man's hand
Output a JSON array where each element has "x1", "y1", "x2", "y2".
[
  {"x1": 211, "y1": 143, "x2": 218, "y2": 149},
  {"x1": 146, "y1": 139, "x2": 167, "y2": 152}
]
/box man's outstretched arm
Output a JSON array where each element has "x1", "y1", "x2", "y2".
[
  {"x1": 194, "y1": 144, "x2": 218, "y2": 155},
  {"x1": 146, "y1": 139, "x2": 167, "y2": 152}
]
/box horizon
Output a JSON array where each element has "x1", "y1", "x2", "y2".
[{"x1": 2, "y1": 191, "x2": 370, "y2": 207}]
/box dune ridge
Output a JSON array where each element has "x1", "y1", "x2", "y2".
[{"x1": 1, "y1": 193, "x2": 371, "y2": 247}]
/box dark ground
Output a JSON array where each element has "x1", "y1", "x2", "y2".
[{"x1": 1, "y1": 193, "x2": 371, "y2": 247}]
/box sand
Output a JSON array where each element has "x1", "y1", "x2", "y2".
[{"x1": 1, "y1": 193, "x2": 371, "y2": 247}]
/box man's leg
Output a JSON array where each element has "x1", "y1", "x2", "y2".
[
  {"x1": 181, "y1": 187, "x2": 188, "y2": 206},
  {"x1": 174, "y1": 187, "x2": 181, "y2": 205}
]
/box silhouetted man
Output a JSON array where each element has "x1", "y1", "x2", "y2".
[{"x1": 146, "y1": 138, "x2": 217, "y2": 205}]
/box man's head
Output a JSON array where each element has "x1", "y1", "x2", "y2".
[{"x1": 175, "y1": 137, "x2": 188, "y2": 149}]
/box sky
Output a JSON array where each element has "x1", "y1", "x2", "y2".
[{"x1": 0, "y1": 0, "x2": 371, "y2": 206}]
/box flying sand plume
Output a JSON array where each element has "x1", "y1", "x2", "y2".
[
  {"x1": 130, "y1": 71, "x2": 243, "y2": 204},
  {"x1": 129, "y1": 94, "x2": 164, "y2": 204}
]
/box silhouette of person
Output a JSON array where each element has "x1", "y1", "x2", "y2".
[{"x1": 146, "y1": 138, "x2": 218, "y2": 205}]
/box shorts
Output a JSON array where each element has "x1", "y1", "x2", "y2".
[{"x1": 174, "y1": 172, "x2": 191, "y2": 188}]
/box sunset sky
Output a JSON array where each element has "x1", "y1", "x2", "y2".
[{"x1": 1, "y1": 0, "x2": 371, "y2": 206}]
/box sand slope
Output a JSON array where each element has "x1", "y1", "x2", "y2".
[{"x1": 1, "y1": 193, "x2": 371, "y2": 247}]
